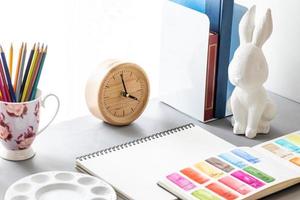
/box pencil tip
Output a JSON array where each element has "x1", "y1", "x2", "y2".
[{"x1": 40, "y1": 44, "x2": 44, "y2": 51}]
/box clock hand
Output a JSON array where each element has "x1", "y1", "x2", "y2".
[
  {"x1": 120, "y1": 91, "x2": 127, "y2": 97},
  {"x1": 128, "y1": 94, "x2": 139, "y2": 101},
  {"x1": 120, "y1": 91, "x2": 139, "y2": 101},
  {"x1": 120, "y1": 74, "x2": 128, "y2": 93}
]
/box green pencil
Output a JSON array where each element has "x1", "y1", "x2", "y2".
[{"x1": 30, "y1": 45, "x2": 47, "y2": 100}]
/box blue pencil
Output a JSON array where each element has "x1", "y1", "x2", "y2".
[
  {"x1": 19, "y1": 43, "x2": 35, "y2": 101},
  {"x1": 0, "y1": 45, "x2": 16, "y2": 102}
]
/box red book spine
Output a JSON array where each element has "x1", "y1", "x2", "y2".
[{"x1": 204, "y1": 32, "x2": 218, "y2": 121}]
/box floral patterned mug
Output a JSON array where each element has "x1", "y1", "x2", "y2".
[{"x1": 0, "y1": 90, "x2": 60, "y2": 161}]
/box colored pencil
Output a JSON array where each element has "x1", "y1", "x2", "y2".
[
  {"x1": 16, "y1": 43, "x2": 27, "y2": 101},
  {"x1": 0, "y1": 65, "x2": 8, "y2": 102},
  {"x1": 0, "y1": 78, "x2": 7, "y2": 101},
  {"x1": 25, "y1": 44, "x2": 43, "y2": 101},
  {"x1": 19, "y1": 43, "x2": 35, "y2": 101},
  {"x1": 14, "y1": 43, "x2": 23, "y2": 91},
  {"x1": 21, "y1": 43, "x2": 39, "y2": 102},
  {"x1": 9, "y1": 44, "x2": 13, "y2": 77},
  {"x1": 0, "y1": 43, "x2": 47, "y2": 102},
  {"x1": 30, "y1": 46, "x2": 47, "y2": 100},
  {"x1": 0, "y1": 45, "x2": 16, "y2": 102},
  {"x1": 0, "y1": 58, "x2": 11, "y2": 102}
]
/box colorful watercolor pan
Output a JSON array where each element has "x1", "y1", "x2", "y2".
[
  {"x1": 218, "y1": 153, "x2": 247, "y2": 168},
  {"x1": 286, "y1": 134, "x2": 300, "y2": 145},
  {"x1": 243, "y1": 166, "x2": 275, "y2": 183},
  {"x1": 275, "y1": 139, "x2": 300, "y2": 153},
  {"x1": 262, "y1": 134, "x2": 300, "y2": 167},
  {"x1": 206, "y1": 182, "x2": 238, "y2": 200},
  {"x1": 167, "y1": 173, "x2": 196, "y2": 191},
  {"x1": 192, "y1": 189, "x2": 220, "y2": 200},
  {"x1": 262, "y1": 143, "x2": 294, "y2": 159},
  {"x1": 231, "y1": 149, "x2": 260, "y2": 164},
  {"x1": 164, "y1": 148, "x2": 275, "y2": 200},
  {"x1": 219, "y1": 176, "x2": 252, "y2": 195},
  {"x1": 181, "y1": 167, "x2": 209, "y2": 184}
]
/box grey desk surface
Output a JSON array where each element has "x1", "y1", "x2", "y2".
[{"x1": 1, "y1": 92, "x2": 300, "y2": 199}]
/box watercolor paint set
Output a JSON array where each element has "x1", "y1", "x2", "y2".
[{"x1": 158, "y1": 131, "x2": 300, "y2": 200}]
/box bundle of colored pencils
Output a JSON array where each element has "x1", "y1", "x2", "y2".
[{"x1": 0, "y1": 43, "x2": 47, "y2": 102}]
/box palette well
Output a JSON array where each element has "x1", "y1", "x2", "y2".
[{"x1": 5, "y1": 171, "x2": 117, "y2": 200}]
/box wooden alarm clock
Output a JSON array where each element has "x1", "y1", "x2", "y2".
[{"x1": 85, "y1": 60, "x2": 150, "y2": 126}]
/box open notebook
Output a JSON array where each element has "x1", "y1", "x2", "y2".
[
  {"x1": 76, "y1": 124, "x2": 235, "y2": 200},
  {"x1": 76, "y1": 123, "x2": 300, "y2": 200},
  {"x1": 158, "y1": 131, "x2": 300, "y2": 200}
]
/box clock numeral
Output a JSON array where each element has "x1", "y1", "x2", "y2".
[
  {"x1": 122, "y1": 110, "x2": 125, "y2": 117},
  {"x1": 131, "y1": 108, "x2": 134, "y2": 112}
]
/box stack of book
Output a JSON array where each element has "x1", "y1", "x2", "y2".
[{"x1": 160, "y1": 0, "x2": 248, "y2": 122}]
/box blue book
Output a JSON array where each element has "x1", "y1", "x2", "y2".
[
  {"x1": 226, "y1": 4, "x2": 248, "y2": 115},
  {"x1": 213, "y1": 0, "x2": 234, "y2": 118}
]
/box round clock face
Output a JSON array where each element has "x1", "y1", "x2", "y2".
[{"x1": 99, "y1": 63, "x2": 149, "y2": 125}]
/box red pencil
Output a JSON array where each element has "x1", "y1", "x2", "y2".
[
  {"x1": 0, "y1": 76, "x2": 7, "y2": 101},
  {"x1": 0, "y1": 59, "x2": 11, "y2": 102}
]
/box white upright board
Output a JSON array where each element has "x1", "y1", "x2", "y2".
[{"x1": 159, "y1": 1, "x2": 210, "y2": 121}]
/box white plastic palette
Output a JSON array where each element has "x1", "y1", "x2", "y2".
[{"x1": 5, "y1": 171, "x2": 117, "y2": 200}]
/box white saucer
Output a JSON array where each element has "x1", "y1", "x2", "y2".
[{"x1": 5, "y1": 171, "x2": 117, "y2": 200}]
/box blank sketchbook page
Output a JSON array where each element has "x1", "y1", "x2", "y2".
[{"x1": 76, "y1": 124, "x2": 235, "y2": 200}]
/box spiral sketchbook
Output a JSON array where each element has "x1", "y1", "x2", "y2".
[{"x1": 75, "y1": 124, "x2": 235, "y2": 200}]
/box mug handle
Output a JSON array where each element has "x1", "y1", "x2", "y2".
[{"x1": 37, "y1": 94, "x2": 60, "y2": 135}]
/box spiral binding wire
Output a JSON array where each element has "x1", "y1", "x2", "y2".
[{"x1": 76, "y1": 123, "x2": 195, "y2": 161}]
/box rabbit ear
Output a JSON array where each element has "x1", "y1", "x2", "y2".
[
  {"x1": 252, "y1": 9, "x2": 273, "y2": 48},
  {"x1": 239, "y1": 5, "x2": 256, "y2": 44}
]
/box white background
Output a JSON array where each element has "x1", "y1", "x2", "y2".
[
  {"x1": 237, "y1": 0, "x2": 300, "y2": 104},
  {"x1": 0, "y1": 0, "x2": 163, "y2": 122},
  {"x1": 0, "y1": 0, "x2": 299, "y2": 123}
]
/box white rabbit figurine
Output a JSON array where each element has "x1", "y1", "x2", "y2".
[{"x1": 228, "y1": 5, "x2": 277, "y2": 138}]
